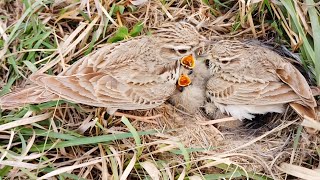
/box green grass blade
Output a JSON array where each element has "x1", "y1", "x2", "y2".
[
  {"x1": 30, "y1": 130, "x2": 156, "y2": 152},
  {"x1": 7, "y1": 1, "x2": 43, "y2": 45},
  {"x1": 0, "y1": 75, "x2": 19, "y2": 96},
  {"x1": 280, "y1": 0, "x2": 315, "y2": 61},
  {"x1": 20, "y1": 128, "x2": 79, "y2": 140},
  {"x1": 306, "y1": 0, "x2": 320, "y2": 85},
  {"x1": 121, "y1": 116, "x2": 143, "y2": 157}
]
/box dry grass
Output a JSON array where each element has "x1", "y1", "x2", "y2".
[{"x1": 0, "y1": 0, "x2": 320, "y2": 179}]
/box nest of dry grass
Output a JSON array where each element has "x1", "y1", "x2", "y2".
[{"x1": 0, "y1": 0, "x2": 319, "y2": 179}]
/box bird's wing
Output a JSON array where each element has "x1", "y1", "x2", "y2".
[
  {"x1": 276, "y1": 63, "x2": 316, "y2": 108},
  {"x1": 206, "y1": 75, "x2": 302, "y2": 106},
  {"x1": 0, "y1": 85, "x2": 59, "y2": 109},
  {"x1": 30, "y1": 37, "x2": 181, "y2": 110},
  {"x1": 276, "y1": 63, "x2": 317, "y2": 120},
  {"x1": 58, "y1": 37, "x2": 151, "y2": 76},
  {"x1": 32, "y1": 68, "x2": 177, "y2": 110},
  {"x1": 209, "y1": 40, "x2": 316, "y2": 108}
]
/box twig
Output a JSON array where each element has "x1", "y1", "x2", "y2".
[
  {"x1": 113, "y1": 112, "x2": 162, "y2": 124},
  {"x1": 196, "y1": 117, "x2": 238, "y2": 125}
]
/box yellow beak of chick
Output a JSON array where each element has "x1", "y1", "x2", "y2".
[
  {"x1": 180, "y1": 54, "x2": 195, "y2": 69},
  {"x1": 178, "y1": 74, "x2": 192, "y2": 87},
  {"x1": 177, "y1": 54, "x2": 195, "y2": 91}
]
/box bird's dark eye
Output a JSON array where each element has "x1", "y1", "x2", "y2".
[
  {"x1": 221, "y1": 60, "x2": 229, "y2": 64},
  {"x1": 178, "y1": 49, "x2": 188, "y2": 54}
]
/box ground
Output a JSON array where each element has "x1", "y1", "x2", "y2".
[{"x1": 0, "y1": 0, "x2": 320, "y2": 179}]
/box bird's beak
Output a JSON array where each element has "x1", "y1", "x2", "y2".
[
  {"x1": 177, "y1": 74, "x2": 192, "y2": 87},
  {"x1": 177, "y1": 74, "x2": 192, "y2": 92},
  {"x1": 180, "y1": 54, "x2": 195, "y2": 69}
]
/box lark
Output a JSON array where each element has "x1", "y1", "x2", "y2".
[
  {"x1": 204, "y1": 40, "x2": 317, "y2": 122},
  {"x1": 0, "y1": 22, "x2": 206, "y2": 114}
]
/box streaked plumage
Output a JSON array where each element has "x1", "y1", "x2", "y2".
[
  {"x1": 204, "y1": 40, "x2": 317, "y2": 121},
  {"x1": 0, "y1": 22, "x2": 206, "y2": 114}
]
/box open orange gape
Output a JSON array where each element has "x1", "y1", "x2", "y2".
[
  {"x1": 178, "y1": 74, "x2": 192, "y2": 87},
  {"x1": 177, "y1": 54, "x2": 195, "y2": 91},
  {"x1": 180, "y1": 54, "x2": 195, "y2": 69}
]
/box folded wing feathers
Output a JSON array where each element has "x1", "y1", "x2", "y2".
[
  {"x1": 276, "y1": 63, "x2": 316, "y2": 108},
  {"x1": 0, "y1": 86, "x2": 58, "y2": 109}
]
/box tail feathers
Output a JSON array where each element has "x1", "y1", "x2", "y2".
[
  {"x1": 311, "y1": 86, "x2": 320, "y2": 96},
  {"x1": 0, "y1": 85, "x2": 59, "y2": 109},
  {"x1": 289, "y1": 102, "x2": 318, "y2": 134}
]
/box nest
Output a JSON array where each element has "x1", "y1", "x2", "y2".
[{"x1": 0, "y1": 0, "x2": 319, "y2": 179}]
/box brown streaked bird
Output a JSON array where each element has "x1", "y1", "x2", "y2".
[
  {"x1": 204, "y1": 40, "x2": 318, "y2": 122},
  {"x1": 0, "y1": 22, "x2": 206, "y2": 114}
]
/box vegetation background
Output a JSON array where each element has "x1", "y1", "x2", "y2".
[{"x1": 0, "y1": 0, "x2": 319, "y2": 179}]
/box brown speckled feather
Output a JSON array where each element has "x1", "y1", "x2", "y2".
[
  {"x1": 0, "y1": 22, "x2": 206, "y2": 113},
  {"x1": 205, "y1": 40, "x2": 316, "y2": 120}
]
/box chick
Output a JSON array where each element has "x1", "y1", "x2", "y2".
[{"x1": 169, "y1": 58, "x2": 211, "y2": 114}]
